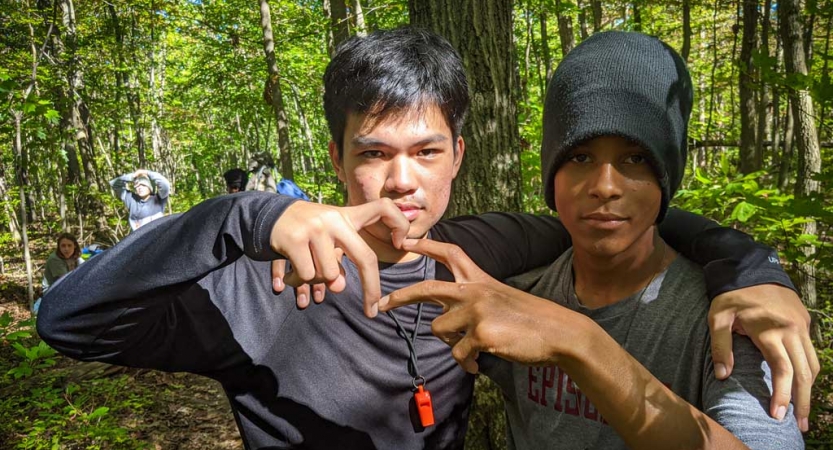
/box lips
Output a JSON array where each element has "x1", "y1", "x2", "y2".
[
  {"x1": 581, "y1": 212, "x2": 628, "y2": 230},
  {"x1": 396, "y1": 203, "x2": 422, "y2": 221}
]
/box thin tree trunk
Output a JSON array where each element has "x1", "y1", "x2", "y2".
[
  {"x1": 739, "y1": 0, "x2": 759, "y2": 173},
  {"x1": 14, "y1": 114, "x2": 35, "y2": 310},
  {"x1": 818, "y1": 14, "x2": 832, "y2": 140},
  {"x1": 754, "y1": 0, "x2": 772, "y2": 169},
  {"x1": 539, "y1": 9, "x2": 552, "y2": 79},
  {"x1": 129, "y1": 11, "x2": 146, "y2": 166},
  {"x1": 352, "y1": 0, "x2": 366, "y2": 36},
  {"x1": 591, "y1": 0, "x2": 602, "y2": 32},
  {"x1": 779, "y1": 0, "x2": 822, "y2": 342},
  {"x1": 555, "y1": 0, "x2": 576, "y2": 56},
  {"x1": 259, "y1": 0, "x2": 294, "y2": 180},
  {"x1": 578, "y1": 0, "x2": 589, "y2": 40},
  {"x1": 328, "y1": 0, "x2": 349, "y2": 57},
  {"x1": 632, "y1": 1, "x2": 642, "y2": 32},
  {"x1": 682, "y1": 0, "x2": 692, "y2": 61}
]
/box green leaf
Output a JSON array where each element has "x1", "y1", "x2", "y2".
[{"x1": 730, "y1": 201, "x2": 757, "y2": 223}]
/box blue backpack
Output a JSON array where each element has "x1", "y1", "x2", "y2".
[{"x1": 276, "y1": 179, "x2": 310, "y2": 201}]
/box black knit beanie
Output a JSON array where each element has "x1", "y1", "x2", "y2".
[{"x1": 541, "y1": 31, "x2": 693, "y2": 222}]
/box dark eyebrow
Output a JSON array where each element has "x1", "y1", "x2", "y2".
[{"x1": 351, "y1": 134, "x2": 448, "y2": 148}]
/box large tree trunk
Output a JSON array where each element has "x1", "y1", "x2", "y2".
[
  {"x1": 738, "y1": 0, "x2": 759, "y2": 173},
  {"x1": 410, "y1": 0, "x2": 523, "y2": 217},
  {"x1": 779, "y1": 0, "x2": 822, "y2": 342},
  {"x1": 259, "y1": 0, "x2": 294, "y2": 180}
]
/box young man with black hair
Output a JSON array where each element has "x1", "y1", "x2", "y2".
[
  {"x1": 223, "y1": 168, "x2": 249, "y2": 194},
  {"x1": 383, "y1": 31, "x2": 806, "y2": 448},
  {"x1": 40, "y1": 28, "x2": 813, "y2": 450}
]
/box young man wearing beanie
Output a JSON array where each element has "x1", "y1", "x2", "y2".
[
  {"x1": 43, "y1": 28, "x2": 810, "y2": 449},
  {"x1": 110, "y1": 169, "x2": 171, "y2": 231},
  {"x1": 383, "y1": 31, "x2": 804, "y2": 448}
]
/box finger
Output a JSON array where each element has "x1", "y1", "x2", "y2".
[
  {"x1": 707, "y1": 306, "x2": 735, "y2": 380},
  {"x1": 309, "y1": 234, "x2": 342, "y2": 282},
  {"x1": 785, "y1": 334, "x2": 813, "y2": 432},
  {"x1": 450, "y1": 337, "x2": 480, "y2": 374},
  {"x1": 281, "y1": 245, "x2": 317, "y2": 283},
  {"x1": 312, "y1": 283, "x2": 327, "y2": 304},
  {"x1": 333, "y1": 230, "x2": 381, "y2": 318},
  {"x1": 400, "y1": 238, "x2": 484, "y2": 282},
  {"x1": 271, "y1": 260, "x2": 287, "y2": 292},
  {"x1": 380, "y1": 280, "x2": 462, "y2": 311},
  {"x1": 295, "y1": 284, "x2": 312, "y2": 309},
  {"x1": 755, "y1": 335, "x2": 794, "y2": 422},
  {"x1": 348, "y1": 199, "x2": 410, "y2": 248}
]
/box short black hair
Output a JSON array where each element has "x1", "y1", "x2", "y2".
[
  {"x1": 223, "y1": 168, "x2": 248, "y2": 191},
  {"x1": 323, "y1": 27, "x2": 470, "y2": 156}
]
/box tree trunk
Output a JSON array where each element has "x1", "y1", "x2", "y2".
[
  {"x1": 779, "y1": 0, "x2": 822, "y2": 342},
  {"x1": 129, "y1": 12, "x2": 146, "y2": 166},
  {"x1": 13, "y1": 114, "x2": 35, "y2": 310},
  {"x1": 754, "y1": 0, "x2": 772, "y2": 168},
  {"x1": 682, "y1": 0, "x2": 692, "y2": 61},
  {"x1": 739, "y1": 0, "x2": 759, "y2": 173},
  {"x1": 539, "y1": 8, "x2": 552, "y2": 79},
  {"x1": 259, "y1": 0, "x2": 294, "y2": 180},
  {"x1": 351, "y1": 0, "x2": 366, "y2": 36},
  {"x1": 591, "y1": 0, "x2": 602, "y2": 32},
  {"x1": 327, "y1": 0, "x2": 349, "y2": 57},
  {"x1": 577, "y1": 0, "x2": 589, "y2": 40},
  {"x1": 409, "y1": 1, "x2": 524, "y2": 220},
  {"x1": 818, "y1": 14, "x2": 832, "y2": 141},
  {"x1": 555, "y1": 0, "x2": 576, "y2": 56},
  {"x1": 632, "y1": 1, "x2": 642, "y2": 33}
]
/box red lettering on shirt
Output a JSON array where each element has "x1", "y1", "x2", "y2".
[
  {"x1": 528, "y1": 366, "x2": 540, "y2": 403},
  {"x1": 540, "y1": 366, "x2": 556, "y2": 407}
]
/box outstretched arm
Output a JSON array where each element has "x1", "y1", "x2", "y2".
[
  {"x1": 37, "y1": 192, "x2": 300, "y2": 373},
  {"x1": 381, "y1": 239, "x2": 753, "y2": 450},
  {"x1": 437, "y1": 208, "x2": 817, "y2": 429}
]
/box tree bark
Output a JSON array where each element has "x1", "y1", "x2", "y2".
[
  {"x1": 539, "y1": 8, "x2": 552, "y2": 79},
  {"x1": 682, "y1": 0, "x2": 692, "y2": 61},
  {"x1": 555, "y1": 0, "x2": 575, "y2": 56},
  {"x1": 578, "y1": 0, "x2": 589, "y2": 40},
  {"x1": 754, "y1": 0, "x2": 772, "y2": 167},
  {"x1": 739, "y1": 0, "x2": 759, "y2": 173},
  {"x1": 632, "y1": 1, "x2": 642, "y2": 33},
  {"x1": 591, "y1": 0, "x2": 602, "y2": 32},
  {"x1": 779, "y1": 0, "x2": 822, "y2": 342},
  {"x1": 328, "y1": 0, "x2": 349, "y2": 57},
  {"x1": 14, "y1": 114, "x2": 35, "y2": 309},
  {"x1": 409, "y1": 1, "x2": 523, "y2": 218},
  {"x1": 351, "y1": 0, "x2": 366, "y2": 36},
  {"x1": 259, "y1": 0, "x2": 294, "y2": 180}
]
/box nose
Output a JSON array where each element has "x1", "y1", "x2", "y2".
[
  {"x1": 587, "y1": 163, "x2": 624, "y2": 201},
  {"x1": 384, "y1": 155, "x2": 418, "y2": 194}
]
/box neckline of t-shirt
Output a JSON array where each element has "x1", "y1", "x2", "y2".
[{"x1": 568, "y1": 253, "x2": 684, "y2": 320}]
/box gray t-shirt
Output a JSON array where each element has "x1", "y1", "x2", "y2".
[{"x1": 481, "y1": 249, "x2": 803, "y2": 450}]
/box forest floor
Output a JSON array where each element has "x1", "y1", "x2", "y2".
[
  {"x1": 1, "y1": 227, "x2": 832, "y2": 449},
  {"x1": 0, "y1": 227, "x2": 243, "y2": 449}
]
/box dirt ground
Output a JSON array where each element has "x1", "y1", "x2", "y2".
[{"x1": 0, "y1": 271, "x2": 243, "y2": 450}]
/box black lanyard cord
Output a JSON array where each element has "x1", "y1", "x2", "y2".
[{"x1": 386, "y1": 301, "x2": 424, "y2": 382}]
